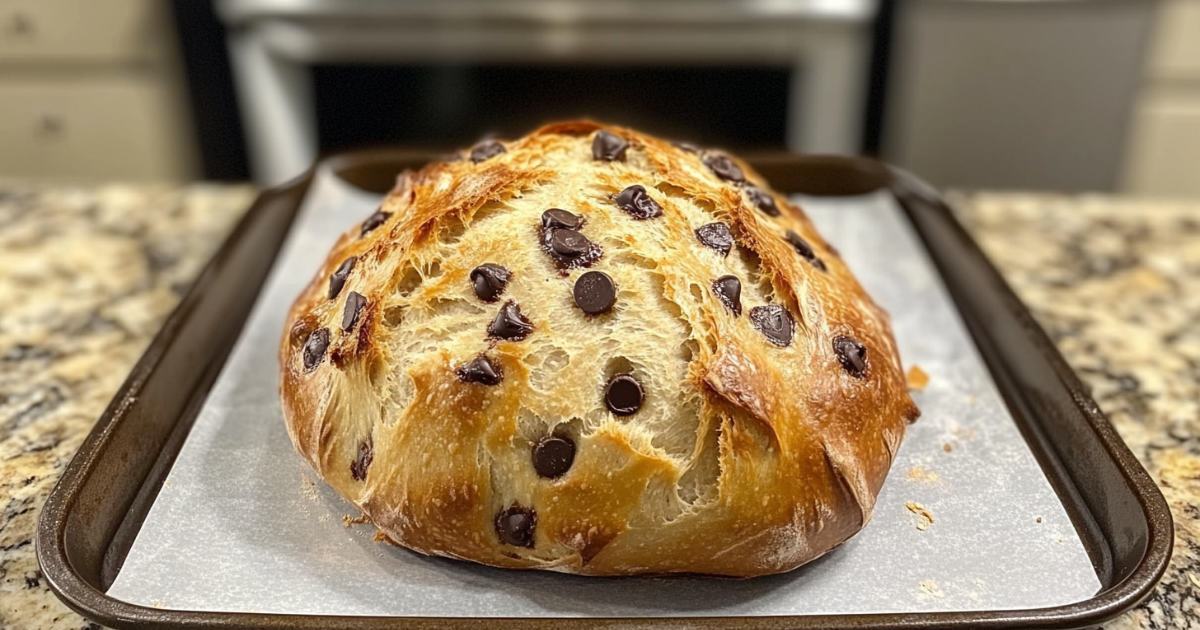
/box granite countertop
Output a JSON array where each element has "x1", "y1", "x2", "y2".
[{"x1": 0, "y1": 182, "x2": 1196, "y2": 628}]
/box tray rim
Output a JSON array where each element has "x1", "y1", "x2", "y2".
[{"x1": 37, "y1": 151, "x2": 1172, "y2": 630}]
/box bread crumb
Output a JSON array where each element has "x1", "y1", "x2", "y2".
[
  {"x1": 943, "y1": 443, "x2": 952, "y2": 453},
  {"x1": 906, "y1": 365, "x2": 929, "y2": 391},
  {"x1": 151, "y1": 600, "x2": 165, "y2": 609},
  {"x1": 343, "y1": 513, "x2": 369, "y2": 528},
  {"x1": 1036, "y1": 517, "x2": 1042, "y2": 523},
  {"x1": 906, "y1": 501, "x2": 935, "y2": 530},
  {"x1": 906, "y1": 465, "x2": 940, "y2": 484},
  {"x1": 918, "y1": 579, "x2": 944, "y2": 599}
]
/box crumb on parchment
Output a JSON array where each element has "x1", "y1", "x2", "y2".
[
  {"x1": 906, "y1": 465, "x2": 940, "y2": 484},
  {"x1": 906, "y1": 501, "x2": 935, "y2": 531},
  {"x1": 906, "y1": 365, "x2": 930, "y2": 391},
  {"x1": 343, "y1": 513, "x2": 369, "y2": 528},
  {"x1": 918, "y1": 579, "x2": 945, "y2": 599}
]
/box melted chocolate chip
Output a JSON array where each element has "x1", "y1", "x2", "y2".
[
  {"x1": 470, "y1": 264, "x2": 511, "y2": 302},
  {"x1": 746, "y1": 186, "x2": 781, "y2": 217},
  {"x1": 328, "y1": 257, "x2": 357, "y2": 300},
  {"x1": 605, "y1": 374, "x2": 644, "y2": 416},
  {"x1": 470, "y1": 140, "x2": 506, "y2": 163},
  {"x1": 703, "y1": 154, "x2": 745, "y2": 183},
  {"x1": 785, "y1": 230, "x2": 827, "y2": 271},
  {"x1": 833, "y1": 336, "x2": 868, "y2": 378},
  {"x1": 613, "y1": 185, "x2": 663, "y2": 220},
  {"x1": 540, "y1": 227, "x2": 602, "y2": 270},
  {"x1": 695, "y1": 222, "x2": 733, "y2": 257},
  {"x1": 361, "y1": 210, "x2": 391, "y2": 237},
  {"x1": 495, "y1": 505, "x2": 537, "y2": 548},
  {"x1": 750, "y1": 305, "x2": 795, "y2": 347},
  {"x1": 350, "y1": 438, "x2": 373, "y2": 481},
  {"x1": 712, "y1": 276, "x2": 742, "y2": 317},
  {"x1": 457, "y1": 355, "x2": 502, "y2": 385},
  {"x1": 302, "y1": 328, "x2": 330, "y2": 372},
  {"x1": 592, "y1": 130, "x2": 629, "y2": 161},
  {"x1": 574, "y1": 271, "x2": 617, "y2": 315},
  {"x1": 671, "y1": 140, "x2": 701, "y2": 153},
  {"x1": 342, "y1": 291, "x2": 367, "y2": 331},
  {"x1": 532, "y1": 436, "x2": 576, "y2": 478},
  {"x1": 488, "y1": 301, "x2": 534, "y2": 341},
  {"x1": 541, "y1": 208, "x2": 584, "y2": 230}
]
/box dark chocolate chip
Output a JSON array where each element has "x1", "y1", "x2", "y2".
[
  {"x1": 750, "y1": 305, "x2": 795, "y2": 347},
  {"x1": 361, "y1": 210, "x2": 391, "y2": 237},
  {"x1": 540, "y1": 227, "x2": 602, "y2": 270},
  {"x1": 495, "y1": 505, "x2": 537, "y2": 547},
  {"x1": 302, "y1": 328, "x2": 330, "y2": 372},
  {"x1": 703, "y1": 154, "x2": 745, "y2": 183},
  {"x1": 833, "y1": 336, "x2": 868, "y2": 378},
  {"x1": 746, "y1": 186, "x2": 781, "y2": 217},
  {"x1": 350, "y1": 437, "x2": 373, "y2": 481},
  {"x1": 541, "y1": 208, "x2": 584, "y2": 230},
  {"x1": 488, "y1": 301, "x2": 534, "y2": 341},
  {"x1": 574, "y1": 271, "x2": 617, "y2": 315},
  {"x1": 671, "y1": 140, "x2": 701, "y2": 153},
  {"x1": 785, "y1": 230, "x2": 827, "y2": 271},
  {"x1": 694, "y1": 222, "x2": 733, "y2": 257},
  {"x1": 712, "y1": 276, "x2": 742, "y2": 317},
  {"x1": 470, "y1": 140, "x2": 506, "y2": 163},
  {"x1": 470, "y1": 264, "x2": 511, "y2": 302},
  {"x1": 605, "y1": 374, "x2": 644, "y2": 416},
  {"x1": 457, "y1": 355, "x2": 502, "y2": 385},
  {"x1": 328, "y1": 256, "x2": 357, "y2": 300},
  {"x1": 342, "y1": 291, "x2": 367, "y2": 331},
  {"x1": 613, "y1": 185, "x2": 663, "y2": 220},
  {"x1": 532, "y1": 436, "x2": 576, "y2": 478},
  {"x1": 592, "y1": 130, "x2": 629, "y2": 161}
]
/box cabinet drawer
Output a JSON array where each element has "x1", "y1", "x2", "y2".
[
  {"x1": 1122, "y1": 91, "x2": 1200, "y2": 196},
  {"x1": 0, "y1": 0, "x2": 155, "y2": 63},
  {"x1": 0, "y1": 76, "x2": 194, "y2": 180},
  {"x1": 1148, "y1": 0, "x2": 1200, "y2": 79}
]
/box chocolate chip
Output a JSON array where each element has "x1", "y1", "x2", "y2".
[
  {"x1": 470, "y1": 264, "x2": 511, "y2": 302},
  {"x1": 671, "y1": 140, "x2": 701, "y2": 153},
  {"x1": 592, "y1": 130, "x2": 628, "y2": 161},
  {"x1": 833, "y1": 336, "x2": 868, "y2": 378},
  {"x1": 786, "y1": 230, "x2": 827, "y2": 271},
  {"x1": 605, "y1": 374, "x2": 644, "y2": 416},
  {"x1": 541, "y1": 208, "x2": 584, "y2": 230},
  {"x1": 746, "y1": 186, "x2": 781, "y2": 217},
  {"x1": 361, "y1": 210, "x2": 391, "y2": 237},
  {"x1": 613, "y1": 185, "x2": 663, "y2": 220},
  {"x1": 574, "y1": 271, "x2": 617, "y2": 315},
  {"x1": 532, "y1": 436, "x2": 576, "y2": 478},
  {"x1": 342, "y1": 291, "x2": 367, "y2": 331},
  {"x1": 703, "y1": 154, "x2": 745, "y2": 183},
  {"x1": 712, "y1": 276, "x2": 742, "y2": 317},
  {"x1": 328, "y1": 256, "x2": 357, "y2": 300},
  {"x1": 470, "y1": 140, "x2": 506, "y2": 163},
  {"x1": 750, "y1": 305, "x2": 795, "y2": 347},
  {"x1": 695, "y1": 222, "x2": 733, "y2": 257},
  {"x1": 488, "y1": 301, "x2": 534, "y2": 341},
  {"x1": 302, "y1": 328, "x2": 330, "y2": 372},
  {"x1": 457, "y1": 355, "x2": 502, "y2": 385},
  {"x1": 350, "y1": 437, "x2": 373, "y2": 481},
  {"x1": 541, "y1": 227, "x2": 602, "y2": 270},
  {"x1": 495, "y1": 505, "x2": 536, "y2": 547}
]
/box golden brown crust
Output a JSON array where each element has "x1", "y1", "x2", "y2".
[{"x1": 279, "y1": 121, "x2": 919, "y2": 577}]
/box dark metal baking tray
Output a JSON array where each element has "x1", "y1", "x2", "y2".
[{"x1": 38, "y1": 151, "x2": 1172, "y2": 630}]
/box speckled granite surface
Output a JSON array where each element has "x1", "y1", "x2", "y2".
[{"x1": 0, "y1": 183, "x2": 1195, "y2": 628}]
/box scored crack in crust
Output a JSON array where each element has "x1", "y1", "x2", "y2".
[{"x1": 279, "y1": 121, "x2": 920, "y2": 577}]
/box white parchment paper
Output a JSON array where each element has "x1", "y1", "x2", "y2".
[{"x1": 107, "y1": 166, "x2": 1100, "y2": 616}]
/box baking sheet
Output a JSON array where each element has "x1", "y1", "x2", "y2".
[{"x1": 107, "y1": 166, "x2": 1100, "y2": 617}]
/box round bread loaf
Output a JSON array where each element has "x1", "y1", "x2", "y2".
[{"x1": 279, "y1": 121, "x2": 919, "y2": 577}]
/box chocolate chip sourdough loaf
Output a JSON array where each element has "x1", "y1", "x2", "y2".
[{"x1": 279, "y1": 121, "x2": 919, "y2": 577}]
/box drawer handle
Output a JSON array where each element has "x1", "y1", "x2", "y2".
[{"x1": 7, "y1": 12, "x2": 35, "y2": 36}]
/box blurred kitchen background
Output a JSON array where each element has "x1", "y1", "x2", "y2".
[{"x1": 0, "y1": 0, "x2": 1196, "y2": 194}]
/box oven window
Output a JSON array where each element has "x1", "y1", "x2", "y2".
[{"x1": 312, "y1": 64, "x2": 790, "y2": 153}]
